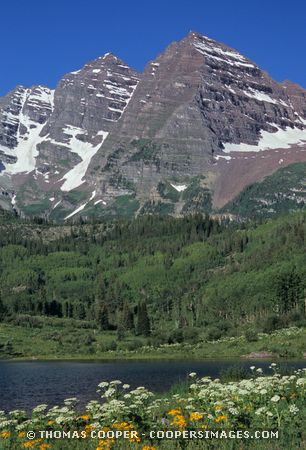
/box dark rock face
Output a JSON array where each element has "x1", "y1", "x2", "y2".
[
  {"x1": 281, "y1": 80, "x2": 306, "y2": 119},
  {"x1": 37, "y1": 53, "x2": 140, "y2": 185},
  {"x1": 0, "y1": 85, "x2": 54, "y2": 179},
  {"x1": 88, "y1": 32, "x2": 306, "y2": 214},
  {"x1": 0, "y1": 32, "x2": 306, "y2": 219}
]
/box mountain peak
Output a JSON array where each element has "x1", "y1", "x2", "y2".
[
  {"x1": 1, "y1": 33, "x2": 306, "y2": 221},
  {"x1": 184, "y1": 30, "x2": 213, "y2": 42}
]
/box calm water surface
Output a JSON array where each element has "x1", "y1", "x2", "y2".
[{"x1": 0, "y1": 359, "x2": 305, "y2": 411}]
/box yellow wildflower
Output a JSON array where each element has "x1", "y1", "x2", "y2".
[
  {"x1": 112, "y1": 422, "x2": 133, "y2": 430},
  {"x1": 22, "y1": 440, "x2": 42, "y2": 449},
  {"x1": 215, "y1": 415, "x2": 228, "y2": 423},
  {"x1": 167, "y1": 408, "x2": 182, "y2": 416},
  {"x1": 79, "y1": 415, "x2": 91, "y2": 421},
  {"x1": 18, "y1": 432, "x2": 26, "y2": 438},
  {"x1": 171, "y1": 414, "x2": 187, "y2": 429},
  {"x1": 189, "y1": 412, "x2": 203, "y2": 421},
  {"x1": 215, "y1": 405, "x2": 222, "y2": 412},
  {"x1": 142, "y1": 446, "x2": 157, "y2": 450},
  {"x1": 47, "y1": 421, "x2": 54, "y2": 426},
  {"x1": 129, "y1": 432, "x2": 141, "y2": 443},
  {"x1": 0, "y1": 431, "x2": 10, "y2": 439},
  {"x1": 84, "y1": 424, "x2": 96, "y2": 436},
  {"x1": 40, "y1": 445, "x2": 52, "y2": 450},
  {"x1": 97, "y1": 439, "x2": 114, "y2": 449}
]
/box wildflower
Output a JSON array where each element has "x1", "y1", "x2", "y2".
[
  {"x1": 170, "y1": 415, "x2": 187, "y2": 429},
  {"x1": 129, "y1": 432, "x2": 141, "y2": 443},
  {"x1": 110, "y1": 380, "x2": 122, "y2": 386},
  {"x1": 40, "y1": 445, "x2": 52, "y2": 450},
  {"x1": 167, "y1": 409, "x2": 182, "y2": 416},
  {"x1": 215, "y1": 415, "x2": 228, "y2": 423},
  {"x1": 289, "y1": 404, "x2": 299, "y2": 415},
  {"x1": 22, "y1": 439, "x2": 42, "y2": 448},
  {"x1": 188, "y1": 372, "x2": 197, "y2": 378},
  {"x1": 84, "y1": 424, "x2": 96, "y2": 435},
  {"x1": 228, "y1": 407, "x2": 239, "y2": 416},
  {"x1": 215, "y1": 405, "x2": 222, "y2": 412},
  {"x1": 18, "y1": 432, "x2": 26, "y2": 438},
  {"x1": 250, "y1": 366, "x2": 255, "y2": 371},
  {"x1": 97, "y1": 439, "x2": 114, "y2": 449},
  {"x1": 256, "y1": 368, "x2": 263, "y2": 374},
  {"x1": 112, "y1": 422, "x2": 133, "y2": 430},
  {"x1": 0, "y1": 431, "x2": 10, "y2": 439},
  {"x1": 142, "y1": 446, "x2": 156, "y2": 450},
  {"x1": 98, "y1": 382, "x2": 109, "y2": 388},
  {"x1": 271, "y1": 395, "x2": 280, "y2": 402},
  {"x1": 189, "y1": 412, "x2": 203, "y2": 421},
  {"x1": 79, "y1": 415, "x2": 91, "y2": 421},
  {"x1": 161, "y1": 417, "x2": 169, "y2": 426},
  {"x1": 290, "y1": 393, "x2": 297, "y2": 400}
]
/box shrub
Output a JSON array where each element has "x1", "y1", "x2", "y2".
[{"x1": 244, "y1": 329, "x2": 259, "y2": 342}]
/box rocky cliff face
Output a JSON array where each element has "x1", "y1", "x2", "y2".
[{"x1": 0, "y1": 32, "x2": 306, "y2": 220}]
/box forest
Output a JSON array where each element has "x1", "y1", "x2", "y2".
[{"x1": 0, "y1": 208, "x2": 305, "y2": 352}]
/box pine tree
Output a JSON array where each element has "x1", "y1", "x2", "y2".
[
  {"x1": 122, "y1": 301, "x2": 134, "y2": 331},
  {"x1": 0, "y1": 293, "x2": 6, "y2": 321},
  {"x1": 275, "y1": 266, "x2": 303, "y2": 314},
  {"x1": 136, "y1": 301, "x2": 151, "y2": 336},
  {"x1": 96, "y1": 301, "x2": 110, "y2": 330}
]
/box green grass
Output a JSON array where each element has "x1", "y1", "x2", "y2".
[
  {"x1": 2, "y1": 437, "x2": 302, "y2": 450},
  {"x1": 1, "y1": 322, "x2": 306, "y2": 361},
  {"x1": 22, "y1": 199, "x2": 52, "y2": 216},
  {"x1": 64, "y1": 190, "x2": 89, "y2": 205}
]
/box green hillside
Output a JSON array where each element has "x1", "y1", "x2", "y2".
[
  {"x1": 223, "y1": 162, "x2": 306, "y2": 218},
  {"x1": 0, "y1": 210, "x2": 305, "y2": 358}
]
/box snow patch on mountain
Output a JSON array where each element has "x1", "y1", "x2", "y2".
[
  {"x1": 223, "y1": 125, "x2": 306, "y2": 153},
  {"x1": 1, "y1": 86, "x2": 54, "y2": 174},
  {"x1": 5, "y1": 115, "x2": 47, "y2": 173},
  {"x1": 193, "y1": 37, "x2": 255, "y2": 69},
  {"x1": 171, "y1": 183, "x2": 188, "y2": 192},
  {"x1": 60, "y1": 126, "x2": 109, "y2": 191},
  {"x1": 243, "y1": 88, "x2": 279, "y2": 105},
  {"x1": 64, "y1": 201, "x2": 88, "y2": 220}
]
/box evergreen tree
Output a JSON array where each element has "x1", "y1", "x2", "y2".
[
  {"x1": 122, "y1": 301, "x2": 134, "y2": 331},
  {"x1": 275, "y1": 266, "x2": 304, "y2": 314},
  {"x1": 96, "y1": 301, "x2": 110, "y2": 330},
  {"x1": 0, "y1": 293, "x2": 6, "y2": 321},
  {"x1": 136, "y1": 301, "x2": 151, "y2": 336}
]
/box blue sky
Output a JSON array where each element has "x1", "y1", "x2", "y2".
[{"x1": 1, "y1": 0, "x2": 306, "y2": 96}]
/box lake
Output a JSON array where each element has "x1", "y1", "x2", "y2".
[{"x1": 0, "y1": 359, "x2": 305, "y2": 412}]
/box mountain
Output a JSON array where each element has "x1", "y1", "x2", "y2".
[{"x1": 1, "y1": 32, "x2": 306, "y2": 220}]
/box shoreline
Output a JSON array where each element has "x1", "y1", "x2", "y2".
[{"x1": 1, "y1": 354, "x2": 305, "y2": 363}]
